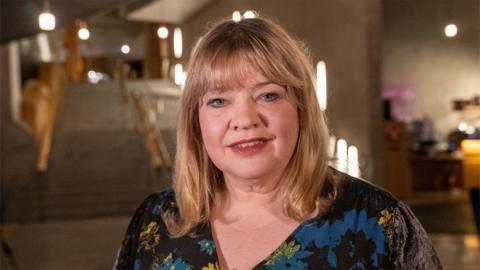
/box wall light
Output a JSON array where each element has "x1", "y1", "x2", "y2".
[
  {"x1": 243, "y1": 10, "x2": 256, "y2": 19},
  {"x1": 336, "y1": 139, "x2": 348, "y2": 173},
  {"x1": 173, "y1": 28, "x2": 182, "y2": 58},
  {"x1": 316, "y1": 61, "x2": 327, "y2": 111},
  {"x1": 174, "y1": 64, "x2": 185, "y2": 86},
  {"x1": 232, "y1": 11, "x2": 241, "y2": 22},
  {"x1": 157, "y1": 26, "x2": 169, "y2": 39},
  {"x1": 348, "y1": 145, "x2": 360, "y2": 177},
  {"x1": 445, "y1": 24, "x2": 458, "y2": 38}
]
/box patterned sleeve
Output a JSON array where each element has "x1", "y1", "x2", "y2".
[
  {"x1": 113, "y1": 193, "x2": 158, "y2": 270},
  {"x1": 389, "y1": 201, "x2": 443, "y2": 269}
]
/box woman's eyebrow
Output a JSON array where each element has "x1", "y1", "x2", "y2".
[{"x1": 252, "y1": 81, "x2": 276, "y2": 90}]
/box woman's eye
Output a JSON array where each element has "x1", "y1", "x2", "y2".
[
  {"x1": 261, "y1": 92, "x2": 280, "y2": 102},
  {"x1": 207, "y1": 98, "x2": 226, "y2": 108}
]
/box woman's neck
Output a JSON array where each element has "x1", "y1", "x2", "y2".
[{"x1": 213, "y1": 176, "x2": 288, "y2": 224}]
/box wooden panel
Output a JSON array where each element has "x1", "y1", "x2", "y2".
[{"x1": 383, "y1": 121, "x2": 412, "y2": 199}]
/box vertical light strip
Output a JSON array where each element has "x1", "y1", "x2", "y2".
[
  {"x1": 232, "y1": 11, "x2": 241, "y2": 22},
  {"x1": 348, "y1": 145, "x2": 360, "y2": 177},
  {"x1": 328, "y1": 135, "x2": 337, "y2": 157},
  {"x1": 336, "y1": 139, "x2": 347, "y2": 173},
  {"x1": 316, "y1": 61, "x2": 327, "y2": 111},
  {"x1": 174, "y1": 64, "x2": 184, "y2": 86},
  {"x1": 8, "y1": 41, "x2": 22, "y2": 123},
  {"x1": 174, "y1": 28, "x2": 182, "y2": 58},
  {"x1": 37, "y1": 33, "x2": 52, "y2": 62}
]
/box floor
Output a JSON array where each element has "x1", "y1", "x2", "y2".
[{"x1": 1, "y1": 216, "x2": 479, "y2": 270}]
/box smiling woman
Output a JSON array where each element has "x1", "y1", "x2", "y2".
[{"x1": 115, "y1": 17, "x2": 442, "y2": 270}]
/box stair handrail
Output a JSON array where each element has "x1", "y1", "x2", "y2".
[
  {"x1": 36, "y1": 63, "x2": 66, "y2": 172},
  {"x1": 120, "y1": 77, "x2": 172, "y2": 169}
]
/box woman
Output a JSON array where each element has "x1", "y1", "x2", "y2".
[{"x1": 115, "y1": 17, "x2": 442, "y2": 270}]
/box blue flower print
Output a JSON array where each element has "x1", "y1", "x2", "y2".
[
  {"x1": 198, "y1": 239, "x2": 215, "y2": 255},
  {"x1": 155, "y1": 253, "x2": 192, "y2": 270}
]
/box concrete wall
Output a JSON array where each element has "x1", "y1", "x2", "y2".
[
  {"x1": 1, "y1": 42, "x2": 39, "y2": 215},
  {"x1": 180, "y1": 0, "x2": 383, "y2": 183},
  {"x1": 383, "y1": 0, "x2": 480, "y2": 138}
]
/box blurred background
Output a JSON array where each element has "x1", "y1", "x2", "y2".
[{"x1": 0, "y1": 0, "x2": 479, "y2": 269}]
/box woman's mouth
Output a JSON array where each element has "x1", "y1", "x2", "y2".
[{"x1": 229, "y1": 138, "x2": 270, "y2": 155}]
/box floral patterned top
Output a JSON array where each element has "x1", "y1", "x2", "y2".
[{"x1": 114, "y1": 170, "x2": 442, "y2": 270}]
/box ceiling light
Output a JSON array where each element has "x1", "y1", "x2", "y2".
[
  {"x1": 121, "y1": 45, "x2": 130, "y2": 54},
  {"x1": 78, "y1": 27, "x2": 90, "y2": 40},
  {"x1": 39, "y1": 0, "x2": 55, "y2": 31},
  {"x1": 39, "y1": 12, "x2": 55, "y2": 31},
  {"x1": 445, "y1": 24, "x2": 458, "y2": 38}
]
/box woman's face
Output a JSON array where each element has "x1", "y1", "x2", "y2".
[{"x1": 198, "y1": 70, "x2": 299, "y2": 184}]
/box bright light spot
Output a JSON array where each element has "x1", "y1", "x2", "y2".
[
  {"x1": 464, "y1": 235, "x2": 480, "y2": 248},
  {"x1": 174, "y1": 64, "x2": 186, "y2": 86},
  {"x1": 466, "y1": 126, "x2": 476, "y2": 135},
  {"x1": 39, "y1": 12, "x2": 55, "y2": 31},
  {"x1": 243, "y1": 10, "x2": 256, "y2": 19},
  {"x1": 232, "y1": 11, "x2": 241, "y2": 22},
  {"x1": 174, "y1": 28, "x2": 182, "y2": 58},
  {"x1": 336, "y1": 139, "x2": 348, "y2": 173},
  {"x1": 316, "y1": 61, "x2": 327, "y2": 111},
  {"x1": 337, "y1": 139, "x2": 347, "y2": 161},
  {"x1": 328, "y1": 135, "x2": 337, "y2": 157},
  {"x1": 348, "y1": 145, "x2": 360, "y2": 177},
  {"x1": 88, "y1": 70, "x2": 96, "y2": 79},
  {"x1": 87, "y1": 70, "x2": 105, "y2": 84},
  {"x1": 157, "y1": 26, "x2": 169, "y2": 39},
  {"x1": 78, "y1": 27, "x2": 90, "y2": 40},
  {"x1": 458, "y1": 122, "x2": 468, "y2": 132},
  {"x1": 445, "y1": 24, "x2": 458, "y2": 38},
  {"x1": 121, "y1": 44, "x2": 130, "y2": 54},
  {"x1": 181, "y1": 72, "x2": 187, "y2": 90},
  {"x1": 36, "y1": 33, "x2": 52, "y2": 62}
]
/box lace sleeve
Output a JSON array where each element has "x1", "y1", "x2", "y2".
[{"x1": 390, "y1": 201, "x2": 443, "y2": 269}]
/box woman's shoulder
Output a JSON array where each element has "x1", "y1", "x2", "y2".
[
  {"x1": 329, "y1": 168, "x2": 399, "y2": 215},
  {"x1": 135, "y1": 188, "x2": 178, "y2": 218},
  {"x1": 114, "y1": 188, "x2": 178, "y2": 269}
]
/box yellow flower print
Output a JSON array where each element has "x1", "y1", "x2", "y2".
[
  {"x1": 201, "y1": 262, "x2": 219, "y2": 270},
  {"x1": 138, "y1": 221, "x2": 161, "y2": 251},
  {"x1": 265, "y1": 240, "x2": 301, "y2": 266},
  {"x1": 378, "y1": 209, "x2": 393, "y2": 225},
  {"x1": 378, "y1": 209, "x2": 394, "y2": 249}
]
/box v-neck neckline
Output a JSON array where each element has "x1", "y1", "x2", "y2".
[{"x1": 205, "y1": 219, "x2": 310, "y2": 270}]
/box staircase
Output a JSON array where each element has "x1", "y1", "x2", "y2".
[{"x1": 5, "y1": 81, "x2": 172, "y2": 221}]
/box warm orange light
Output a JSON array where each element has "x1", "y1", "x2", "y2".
[{"x1": 461, "y1": 139, "x2": 480, "y2": 156}]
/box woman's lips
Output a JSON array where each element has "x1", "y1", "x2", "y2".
[{"x1": 228, "y1": 138, "x2": 270, "y2": 155}]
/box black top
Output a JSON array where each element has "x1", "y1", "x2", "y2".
[{"x1": 114, "y1": 169, "x2": 442, "y2": 270}]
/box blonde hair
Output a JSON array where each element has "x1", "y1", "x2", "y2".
[{"x1": 166, "y1": 16, "x2": 335, "y2": 237}]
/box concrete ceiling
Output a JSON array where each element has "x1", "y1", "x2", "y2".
[
  {"x1": 127, "y1": 0, "x2": 215, "y2": 24},
  {"x1": 0, "y1": 0, "x2": 138, "y2": 43},
  {"x1": 0, "y1": 0, "x2": 214, "y2": 44}
]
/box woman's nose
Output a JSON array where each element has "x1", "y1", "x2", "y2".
[{"x1": 230, "y1": 99, "x2": 260, "y2": 131}]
